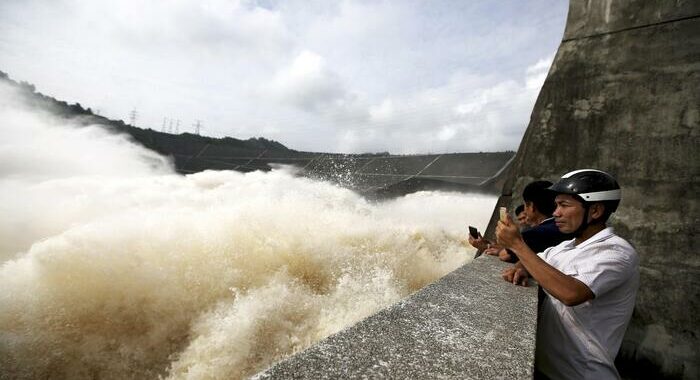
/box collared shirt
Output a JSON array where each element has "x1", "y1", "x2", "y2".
[{"x1": 535, "y1": 227, "x2": 639, "y2": 380}]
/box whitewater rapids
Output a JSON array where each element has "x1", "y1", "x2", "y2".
[{"x1": 0, "y1": 84, "x2": 496, "y2": 379}]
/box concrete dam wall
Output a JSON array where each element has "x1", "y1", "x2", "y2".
[
  {"x1": 91, "y1": 124, "x2": 516, "y2": 196},
  {"x1": 174, "y1": 148, "x2": 514, "y2": 195},
  {"x1": 166, "y1": 142, "x2": 514, "y2": 196},
  {"x1": 484, "y1": 1, "x2": 700, "y2": 378},
  {"x1": 256, "y1": 1, "x2": 699, "y2": 378}
]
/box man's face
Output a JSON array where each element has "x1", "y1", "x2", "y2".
[
  {"x1": 553, "y1": 194, "x2": 585, "y2": 233},
  {"x1": 523, "y1": 201, "x2": 537, "y2": 225},
  {"x1": 517, "y1": 211, "x2": 528, "y2": 227}
]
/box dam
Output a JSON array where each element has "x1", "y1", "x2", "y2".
[{"x1": 0, "y1": 0, "x2": 697, "y2": 379}]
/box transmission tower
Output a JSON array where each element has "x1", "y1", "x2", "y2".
[
  {"x1": 193, "y1": 120, "x2": 202, "y2": 135},
  {"x1": 175, "y1": 119, "x2": 180, "y2": 134},
  {"x1": 129, "y1": 108, "x2": 138, "y2": 126}
]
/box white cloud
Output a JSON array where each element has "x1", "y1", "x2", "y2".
[
  {"x1": 527, "y1": 56, "x2": 555, "y2": 75},
  {"x1": 525, "y1": 55, "x2": 554, "y2": 90},
  {"x1": 264, "y1": 50, "x2": 349, "y2": 112},
  {"x1": 369, "y1": 99, "x2": 395, "y2": 123},
  {"x1": 330, "y1": 55, "x2": 556, "y2": 154},
  {"x1": 0, "y1": 0, "x2": 568, "y2": 153},
  {"x1": 437, "y1": 125, "x2": 457, "y2": 141}
]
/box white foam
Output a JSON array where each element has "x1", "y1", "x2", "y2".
[{"x1": 0, "y1": 83, "x2": 496, "y2": 379}]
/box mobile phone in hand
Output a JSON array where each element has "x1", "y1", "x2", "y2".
[{"x1": 468, "y1": 226, "x2": 479, "y2": 239}]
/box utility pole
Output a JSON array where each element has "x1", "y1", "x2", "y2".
[
  {"x1": 168, "y1": 119, "x2": 174, "y2": 134},
  {"x1": 129, "y1": 108, "x2": 138, "y2": 126},
  {"x1": 161, "y1": 117, "x2": 167, "y2": 132},
  {"x1": 175, "y1": 119, "x2": 180, "y2": 134}
]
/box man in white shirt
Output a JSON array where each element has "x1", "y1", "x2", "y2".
[{"x1": 496, "y1": 169, "x2": 639, "y2": 380}]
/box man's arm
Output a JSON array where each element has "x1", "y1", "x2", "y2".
[{"x1": 496, "y1": 216, "x2": 594, "y2": 306}]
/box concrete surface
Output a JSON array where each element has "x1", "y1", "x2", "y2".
[{"x1": 254, "y1": 256, "x2": 538, "y2": 379}]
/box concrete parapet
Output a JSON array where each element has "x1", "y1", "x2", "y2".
[{"x1": 255, "y1": 256, "x2": 538, "y2": 379}]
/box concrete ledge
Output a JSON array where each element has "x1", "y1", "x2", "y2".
[{"x1": 255, "y1": 256, "x2": 538, "y2": 379}]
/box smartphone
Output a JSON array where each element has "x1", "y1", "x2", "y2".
[{"x1": 468, "y1": 226, "x2": 479, "y2": 239}]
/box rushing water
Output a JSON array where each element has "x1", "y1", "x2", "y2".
[{"x1": 0, "y1": 85, "x2": 497, "y2": 379}]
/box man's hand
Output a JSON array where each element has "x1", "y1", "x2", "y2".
[
  {"x1": 467, "y1": 233, "x2": 490, "y2": 251},
  {"x1": 498, "y1": 249, "x2": 516, "y2": 263},
  {"x1": 502, "y1": 266, "x2": 529, "y2": 286},
  {"x1": 484, "y1": 246, "x2": 501, "y2": 256},
  {"x1": 495, "y1": 214, "x2": 523, "y2": 250}
]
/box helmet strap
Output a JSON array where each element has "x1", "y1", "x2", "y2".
[{"x1": 573, "y1": 202, "x2": 591, "y2": 237}]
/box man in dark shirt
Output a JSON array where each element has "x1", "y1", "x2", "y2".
[
  {"x1": 502, "y1": 180, "x2": 573, "y2": 262},
  {"x1": 469, "y1": 180, "x2": 572, "y2": 262}
]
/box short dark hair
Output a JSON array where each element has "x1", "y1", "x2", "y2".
[
  {"x1": 522, "y1": 180, "x2": 556, "y2": 216},
  {"x1": 515, "y1": 204, "x2": 525, "y2": 215}
]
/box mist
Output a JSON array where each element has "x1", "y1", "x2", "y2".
[{"x1": 0, "y1": 82, "x2": 497, "y2": 379}]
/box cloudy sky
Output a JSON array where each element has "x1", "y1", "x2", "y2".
[{"x1": 0, "y1": 0, "x2": 568, "y2": 154}]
